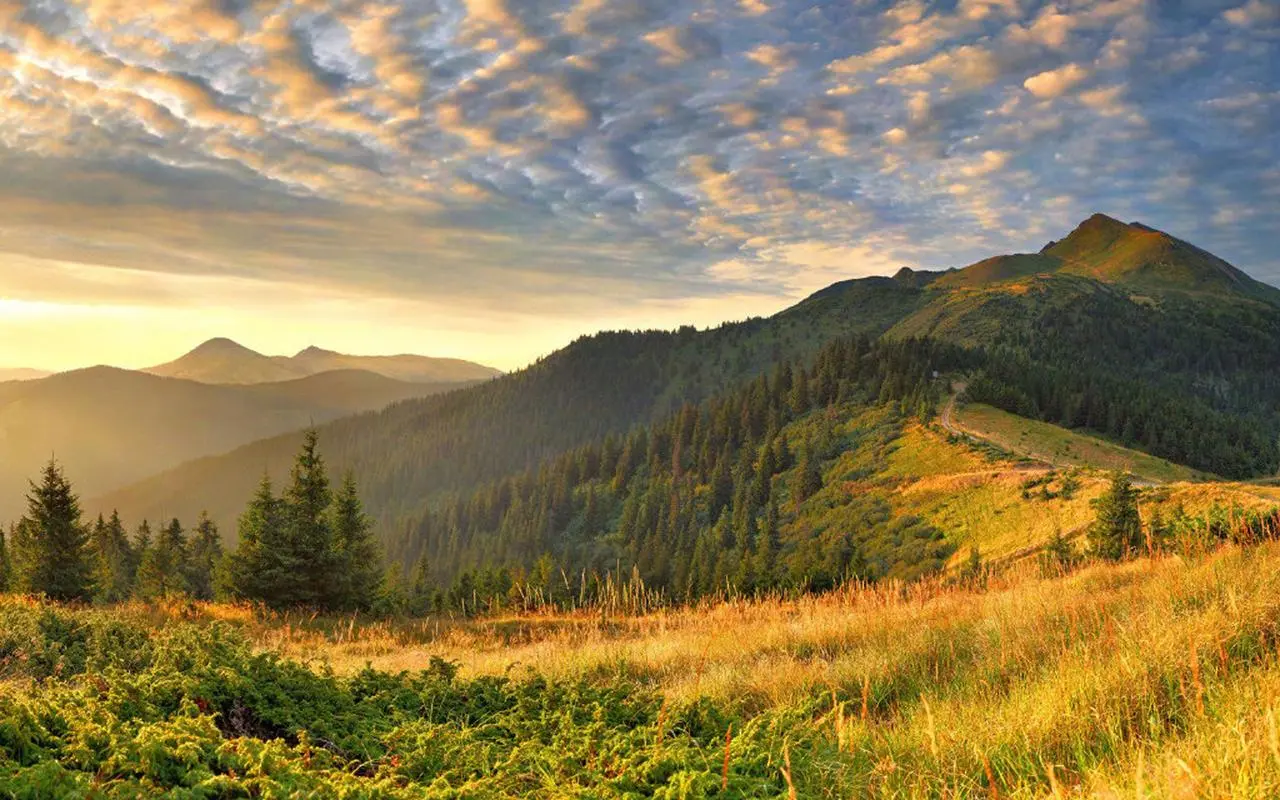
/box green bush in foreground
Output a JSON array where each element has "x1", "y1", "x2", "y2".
[{"x1": 0, "y1": 602, "x2": 823, "y2": 798}]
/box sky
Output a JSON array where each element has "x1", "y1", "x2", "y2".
[{"x1": 0, "y1": 0, "x2": 1276, "y2": 372}]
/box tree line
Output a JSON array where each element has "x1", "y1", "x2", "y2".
[
  {"x1": 386, "y1": 335, "x2": 973, "y2": 610},
  {"x1": 0, "y1": 432, "x2": 384, "y2": 611}
]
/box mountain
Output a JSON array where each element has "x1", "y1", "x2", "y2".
[
  {"x1": 0, "y1": 367, "x2": 480, "y2": 522},
  {"x1": 932, "y1": 213, "x2": 1280, "y2": 302},
  {"x1": 90, "y1": 278, "x2": 924, "y2": 531},
  {"x1": 290, "y1": 346, "x2": 501, "y2": 383},
  {"x1": 145, "y1": 338, "x2": 300, "y2": 384},
  {"x1": 93, "y1": 214, "x2": 1280, "y2": 543},
  {"x1": 145, "y1": 339, "x2": 501, "y2": 385},
  {"x1": 0, "y1": 368, "x2": 51, "y2": 382}
]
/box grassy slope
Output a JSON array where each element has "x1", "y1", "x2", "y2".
[
  {"x1": 12, "y1": 541, "x2": 1280, "y2": 796},
  {"x1": 774, "y1": 402, "x2": 1279, "y2": 569},
  {"x1": 954, "y1": 401, "x2": 1204, "y2": 482}
]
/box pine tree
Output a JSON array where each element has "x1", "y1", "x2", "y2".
[
  {"x1": 331, "y1": 472, "x2": 382, "y2": 610},
  {"x1": 407, "y1": 554, "x2": 434, "y2": 616},
  {"x1": 1088, "y1": 472, "x2": 1143, "y2": 561},
  {"x1": 792, "y1": 446, "x2": 823, "y2": 506},
  {"x1": 185, "y1": 513, "x2": 223, "y2": 601},
  {"x1": 283, "y1": 429, "x2": 334, "y2": 607},
  {"x1": 227, "y1": 474, "x2": 287, "y2": 605},
  {"x1": 13, "y1": 460, "x2": 91, "y2": 601},
  {"x1": 1041, "y1": 526, "x2": 1078, "y2": 575},
  {"x1": 137, "y1": 518, "x2": 188, "y2": 599},
  {"x1": 753, "y1": 496, "x2": 780, "y2": 591},
  {"x1": 0, "y1": 525, "x2": 10, "y2": 592},
  {"x1": 130, "y1": 520, "x2": 152, "y2": 586},
  {"x1": 89, "y1": 511, "x2": 134, "y2": 603}
]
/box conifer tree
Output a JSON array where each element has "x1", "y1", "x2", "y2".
[
  {"x1": 130, "y1": 520, "x2": 152, "y2": 586},
  {"x1": 753, "y1": 496, "x2": 780, "y2": 591},
  {"x1": 227, "y1": 474, "x2": 286, "y2": 604},
  {"x1": 283, "y1": 429, "x2": 334, "y2": 607},
  {"x1": 1088, "y1": 472, "x2": 1143, "y2": 560},
  {"x1": 792, "y1": 446, "x2": 823, "y2": 506},
  {"x1": 407, "y1": 554, "x2": 434, "y2": 616},
  {"x1": 0, "y1": 525, "x2": 10, "y2": 592},
  {"x1": 13, "y1": 460, "x2": 91, "y2": 601},
  {"x1": 90, "y1": 511, "x2": 134, "y2": 603},
  {"x1": 136, "y1": 518, "x2": 187, "y2": 599},
  {"x1": 331, "y1": 472, "x2": 382, "y2": 610},
  {"x1": 185, "y1": 513, "x2": 223, "y2": 601}
]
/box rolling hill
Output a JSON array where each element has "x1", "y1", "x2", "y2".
[
  {"x1": 0, "y1": 368, "x2": 51, "y2": 382},
  {"x1": 0, "y1": 367, "x2": 481, "y2": 522},
  {"x1": 92, "y1": 214, "x2": 1280, "y2": 553},
  {"x1": 144, "y1": 338, "x2": 501, "y2": 385}
]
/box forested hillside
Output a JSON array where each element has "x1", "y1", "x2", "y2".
[
  {"x1": 92, "y1": 215, "x2": 1280, "y2": 555},
  {"x1": 92, "y1": 278, "x2": 926, "y2": 533}
]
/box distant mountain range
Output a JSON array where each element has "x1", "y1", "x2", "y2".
[
  {"x1": 0, "y1": 342, "x2": 499, "y2": 521},
  {"x1": 90, "y1": 214, "x2": 1280, "y2": 544},
  {"x1": 144, "y1": 338, "x2": 501, "y2": 385},
  {"x1": 0, "y1": 368, "x2": 51, "y2": 382}
]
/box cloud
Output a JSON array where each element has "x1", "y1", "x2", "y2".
[
  {"x1": 958, "y1": 150, "x2": 1012, "y2": 177},
  {"x1": 1224, "y1": 0, "x2": 1280, "y2": 27},
  {"x1": 1023, "y1": 63, "x2": 1089, "y2": 98},
  {"x1": 0, "y1": 0, "x2": 1273, "y2": 371}
]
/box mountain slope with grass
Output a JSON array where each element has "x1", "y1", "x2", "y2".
[{"x1": 93, "y1": 215, "x2": 1280, "y2": 554}]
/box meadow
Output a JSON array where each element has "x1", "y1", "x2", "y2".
[{"x1": 7, "y1": 538, "x2": 1280, "y2": 797}]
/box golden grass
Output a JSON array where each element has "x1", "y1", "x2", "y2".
[{"x1": 18, "y1": 536, "x2": 1280, "y2": 796}]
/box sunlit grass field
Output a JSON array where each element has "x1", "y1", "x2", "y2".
[{"x1": 8, "y1": 540, "x2": 1280, "y2": 796}]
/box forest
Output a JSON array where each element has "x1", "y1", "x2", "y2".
[{"x1": 5, "y1": 329, "x2": 1278, "y2": 616}]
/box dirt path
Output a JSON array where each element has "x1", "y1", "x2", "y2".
[{"x1": 940, "y1": 390, "x2": 1164, "y2": 487}]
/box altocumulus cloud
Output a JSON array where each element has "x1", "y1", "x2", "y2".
[{"x1": 0, "y1": 0, "x2": 1277, "y2": 367}]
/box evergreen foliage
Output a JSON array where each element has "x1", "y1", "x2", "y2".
[
  {"x1": 185, "y1": 513, "x2": 223, "y2": 601},
  {"x1": 1088, "y1": 472, "x2": 1144, "y2": 560},
  {"x1": 136, "y1": 518, "x2": 188, "y2": 599},
  {"x1": 330, "y1": 472, "x2": 384, "y2": 611},
  {"x1": 11, "y1": 460, "x2": 92, "y2": 601},
  {"x1": 225, "y1": 433, "x2": 381, "y2": 610},
  {"x1": 89, "y1": 511, "x2": 134, "y2": 602},
  {"x1": 392, "y1": 335, "x2": 963, "y2": 607}
]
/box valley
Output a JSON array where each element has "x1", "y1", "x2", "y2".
[{"x1": 0, "y1": 340, "x2": 496, "y2": 521}]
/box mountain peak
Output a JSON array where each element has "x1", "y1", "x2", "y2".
[
  {"x1": 1043, "y1": 214, "x2": 1279, "y2": 301},
  {"x1": 295, "y1": 346, "x2": 338, "y2": 358},
  {"x1": 189, "y1": 337, "x2": 258, "y2": 356}
]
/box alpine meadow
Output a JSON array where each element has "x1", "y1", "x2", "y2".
[{"x1": 2, "y1": 1, "x2": 1279, "y2": 798}]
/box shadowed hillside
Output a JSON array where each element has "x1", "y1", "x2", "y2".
[{"x1": 0, "y1": 368, "x2": 478, "y2": 522}]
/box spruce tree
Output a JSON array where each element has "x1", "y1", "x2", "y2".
[
  {"x1": 0, "y1": 524, "x2": 10, "y2": 592},
  {"x1": 13, "y1": 460, "x2": 91, "y2": 601},
  {"x1": 283, "y1": 429, "x2": 334, "y2": 607},
  {"x1": 131, "y1": 520, "x2": 152, "y2": 587},
  {"x1": 1088, "y1": 472, "x2": 1143, "y2": 561},
  {"x1": 407, "y1": 554, "x2": 434, "y2": 616},
  {"x1": 227, "y1": 473, "x2": 286, "y2": 605},
  {"x1": 792, "y1": 446, "x2": 823, "y2": 506},
  {"x1": 331, "y1": 472, "x2": 382, "y2": 610},
  {"x1": 185, "y1": 513, "x2": 223, "y2": 601},
  {"x1": 136, "y1": 519, "x2": 188, "y2": 599},
  {"x1": 90, "y1": 511, "x2": 134, "y2": 603},
  {"x1": 753, "y1": 496, "x2": 780, "y2": 591}
]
